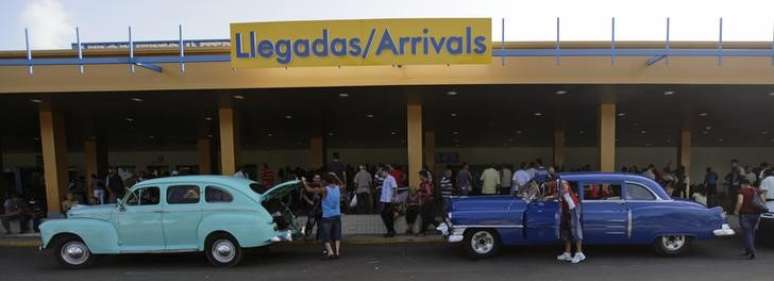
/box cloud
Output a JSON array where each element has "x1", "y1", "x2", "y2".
[{"x1": 19, "y1": 0, "x2": 72, "y2": 49}]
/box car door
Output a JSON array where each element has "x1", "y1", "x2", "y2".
[
  {"x1": 163, "y1": 184, "x2": 203, "y2": 251},
  {"x1": 581, "y1": 182, "x2": 629, "y2": 244},
  {"x1": 525, "y1": 199, "x2": 560, "y2": 244},
  {"x1": 116, "y1": 186, "x2": 165, "y2": 252},
  {"x1": 623, "y1": 180, "x2": 661, "y2": 243}
]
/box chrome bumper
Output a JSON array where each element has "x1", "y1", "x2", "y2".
[
  {"x1": 713, "y1": 223, "x2": 735, "y2": 237},
  {"x1": 271, "y1": 230, "x2": 293, "y2": 242},
  {"x1": 436, "y1": 222, "x2": 465, "y2": 243}
]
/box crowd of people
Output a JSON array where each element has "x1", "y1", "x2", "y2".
[{"x1": 2, "y1": 154, "x2": 773, "y2": 262}]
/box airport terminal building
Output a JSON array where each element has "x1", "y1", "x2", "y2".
[{"x1": 1, "y1": 18, "x2": 773, "y2": 215}]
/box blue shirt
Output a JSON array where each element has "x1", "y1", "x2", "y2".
[
  {"x1": 322, "y1": 185, "x2": 341, "y2": 218},
  {"x1": 380, "y1": 175, "x2": 397, "y2": 203}
]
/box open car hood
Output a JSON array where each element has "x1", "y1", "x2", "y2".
[{"x1": 260, "y1": 180, "x2": 301, "y2": 202}]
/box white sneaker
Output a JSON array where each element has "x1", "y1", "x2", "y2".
[
  {"x1": 556, "y1": 252, "x2": 572, "y2": 261},
  {"x1": 571, "y1": 252, "x2": 586, "y2": 264}
]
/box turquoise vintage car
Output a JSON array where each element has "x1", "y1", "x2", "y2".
[{"x1": 40, "y1": 176, "x2": 300, "y2": 268}]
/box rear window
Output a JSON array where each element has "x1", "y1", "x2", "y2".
[
  {"x1": 205, "y1": 186, "x2": 234, "y2": 203},
  {"x1": 250, "y1": 183, "x2": 269, "y2": 194}
]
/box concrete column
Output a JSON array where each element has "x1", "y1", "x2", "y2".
[
  {"x1": 679, "y1": 129, "x2": 692, "y2": 195},
  {"x1": 407, "y1": 97, "x2": 423, "y2": 188},
  {"x1": 218, "y1": 96, "x2": 239, "y2": 175},
  {"x1": 39, "y1": 98, "x2": 68, "y2": 216},
  {"x1": 309, "y1": 136, "x2": 324, "y2": 169},
  {"x1": 423, "y1": 131, "x2": 435, "y2": 176},
  {"x1": 553, "y1": 129, "x2": 566, "y2": 169},
  {"x1": 197, "y1": 138, "x2": 212, "y2": 174},
  {"x1": 598, "y1": 103, "x2": 616, "y2": 172}
]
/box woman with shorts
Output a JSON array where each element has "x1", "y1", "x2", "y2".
[{"x1": 303, "y1": 173, "x2": 344, "y2": 259}]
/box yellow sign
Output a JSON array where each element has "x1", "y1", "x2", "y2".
[{"x1": 230, "y1": 18, "x2": 491, "y2": 68}]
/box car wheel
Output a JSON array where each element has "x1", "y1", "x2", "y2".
[
  {"x1": 654, "y1": 235, "x2": 691, "y2": 256},
  {"x1": 205, "y1": 233, "x2": 243, "y2": 267},
  {"x1": 54, "y1": 235, "x2": 95, "y2": 269},
  {"x1": 464, "y1": 229, "x2": 500, "y2": 259}
]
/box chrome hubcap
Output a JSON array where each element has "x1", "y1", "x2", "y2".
[
  {"x1": 471, "y1": 231, "x2": 495, "y2": 255},
  {"x1": 662, "y1": 235, "x2": 686, "y2": 251},
  {"x1": 212, "y1": 239, "x2": 235, "y2": 263},
  {"x1": 61, "y1": 241, "x2": 90, "y2": 265}
]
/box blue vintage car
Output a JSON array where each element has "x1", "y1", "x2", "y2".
[
  {"x1": 40, "y1": 176, "x2": 300, "y2": 268},
  {"x1": 437, "y1": 172, "x2": 735, "y2": 258}
]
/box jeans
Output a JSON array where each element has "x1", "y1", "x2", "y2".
[
  {"x1": 419, "y1": 203, "x2": 436, "y2": 234},
  {"x1": 380, "y1": 202, "x2": 396, "y2": 234},
  {"x1": 739, "y1": 214, "x2": 760, "y2": 256}
]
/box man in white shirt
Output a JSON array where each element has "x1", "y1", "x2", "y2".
[
  {"x1": 526, "y1": 162, "x2": 537, "y2": 179},
  {"x1": 379, "y1": 168, "x2": 398, "y2": 237},
  {"x1": 512, "y1": 162, "x2": 531, "y2": 195},
  {"x1": 760, "y1": 170, "x2": 774, "y2": 201}
]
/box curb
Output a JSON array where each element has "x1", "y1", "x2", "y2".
[{"x1": 0, "y1": 239, "x2": 40, "y2": 248}]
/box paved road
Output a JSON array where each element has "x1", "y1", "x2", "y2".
[{"x1": 1, "y1": 236, "x2": 772, "y2": 281}]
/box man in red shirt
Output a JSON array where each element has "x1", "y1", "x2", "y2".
[{"x1": 261, "y1": 163, "x2": 275, "y2": 187}]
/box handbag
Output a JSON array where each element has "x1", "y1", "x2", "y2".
[{"x1": 349, "y1": 193, "x2": 358, "y2": 208}]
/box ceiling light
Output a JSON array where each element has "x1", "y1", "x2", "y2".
[
  {"x1": 30, "y1": 98, "x2": 42, "y2": 103},
  {"x1": 446, "y1": 90, "x2": 458, "y2": 96},
  {"x1": 579, "y1": 130, "x2": 585, "y2": 134},
  {"x1": 338, "y1": 92, "x2": 349, "y2": 98},
  {"x1": 366, "y1": 114, "x2": 375, "y2": 118},
  {"x1": 328, "y1": 132, "x2": 335, "y2": 136},
  {"x1": 148, "y1": 135, "x2": 155, "y2": 139},
  {"x1": 233, "y1": 95, "x2": 245, "y2": 100},
  {"x1": 125, "y1": 117, "x2": 134, "y2": 122},
  {"x1": 284, "y1": 115, "x2": 293, "y2": 120},
  {"x1": 516, "y1": 130, "x2": 523, "y2": 134},
  {"x1": 131, "y1": 97, "x2": 144, "y2": 102},
  {"x1": 391, "y1": 131, "x2": 397, "y2": 135},
  {"x1": 640, "y1": 130, "x2": 647, "y2": 134},
  {"x1": 204, "y1": 116, "x2": 213, "y2": 121},
  {"x1": 267, "y1": 133, "x2": 273, "y2": 137},
  {"x1": 698, "y1": 112, "x2": 708, "y2": 117},
  {"x1": 450, "y1": 113, "x2": 457, "y2": 117},
  {"x1": 705, "y1": 125, "x2": 712, "y2": 130},
  {"x1": 533, "y1": 112, "x2": 543, "y2": 117},
  {"x1": 555, "y1": 90, "x2": 567, "y2": 95},
  {"x1": 663, "y1": 90, "x2": 675, "y2": 96},
  {"x1": 617, "y1": 112, "x2": 626, "y2": 117},
  {"x1": 452, "y1": 131, "x2": 460, "y2": 135},
  {"x1": 763, "y1": 131, "x2": 769, "y2": 135}
]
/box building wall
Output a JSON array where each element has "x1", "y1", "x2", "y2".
[{"x1": 3, "y1": 146, "x2": 772, "y2": 184}]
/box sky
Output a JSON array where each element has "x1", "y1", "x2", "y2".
[{"x1": 0, "y1": 0, "x2": 773, "y2": 50}]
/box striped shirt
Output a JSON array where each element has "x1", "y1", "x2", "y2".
[{"x1": 439, "y1": 176, "x2": 454, "y2": 197}]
